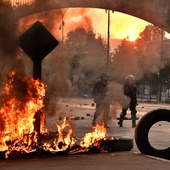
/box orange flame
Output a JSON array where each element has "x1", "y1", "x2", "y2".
[
  {"x1": 0, "y1": 71, "x2": 108, "y2": 158},
  {"x1": 42, "y1": 118, "x2": 77, "y2": 153},
  {"x1": 0, "y1": 71, "x2": 46, "y2": 155},
  {"x1": 80, "y1": 124, "x2": 106, "y2": 150}
]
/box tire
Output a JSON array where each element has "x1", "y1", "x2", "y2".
[
  {"x1": 101, "y1": 136, "x2": 133, "y2": 152},
  {"x1": 135, "y1": 109, "x2": 170, "y2": 159}
]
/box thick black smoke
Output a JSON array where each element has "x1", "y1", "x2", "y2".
[{"x1": 0, "y1": 1, "x2": 26, "y2": 92}]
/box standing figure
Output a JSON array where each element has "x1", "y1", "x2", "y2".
[
  {"x1": 118, "y1": 75, "x2": 137, "y2": 128},
  {"x1": 92, "y1": 73, "x2": 110, "y2": 128}
]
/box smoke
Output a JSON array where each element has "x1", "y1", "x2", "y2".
[
  {"x1": 17, "y1": 7, "x2": 96, "y2": 120},
  {"x1": 0, "y1": 2, "x2": 70, "y2": 120},
  {"x1": 110, "y1": 37, "x2": 165, "y2": 84},
  {"x1": 16, "y1": 3, "x2": 166, "y2": 82},
  {"x1": 0, "y1": 2, "x2": 16, "y2": 63},
  {"x1": 4, "y1": 1, "x2": 165, "y2": 122},
  {"x1": 65, "y1": 8, "x2": 93, "y2": 32},
  {"x1": 0, "y1": 1, "x2": 27, "y2": 92},
  {"x1": 18, "y1": 8, "x2": 93, "y2": 39},
  {"x1": 107, "y1": 82, "x2": 130, "y2": 119},
  {"x1": 43, "y1": 55, "x2": 72, "y2": 117}
]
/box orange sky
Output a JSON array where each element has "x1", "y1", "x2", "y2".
[
  {"x1": 9, "y1": 1, "x2": 170, "y2": 43},
  {"x1": 87, "y1": 9, "x2": 150, "y2": 41},
  {"x1": 56, "y1": 8, "x2": 169, "y2": 49},
  {"x1": 19, "y1": 7, "x2": 170, "y2": 50},
  {"x1": 61, "y1": 9, "x2": 149, "y2": 39}
]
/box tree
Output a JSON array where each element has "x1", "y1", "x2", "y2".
[
  {"x1": 136, "y1": 24, "x2": 167, "y2": 101},
  {"x1": 136, "y1": 24, "x2": 165, "y2": 42},
  {"x1": 110, "y1": 37, "x2": 139, "y2": 83},
  {"x1": 64, "y1": 27, "x2": 107, "y2": 88},
  {"x1": 110, "y1": 24, "x2": 170, "y2": 102}
]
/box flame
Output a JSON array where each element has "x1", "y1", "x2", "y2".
[
  {"x1": 80, "y1": 124, "x2": 106, "y2": 150},
  {"x1": 42, "y1": 118, "x2": 76, "y2": 153},
  {"x1": 0, "y1": 71, "x2": 108, "y2": 158},
  {"x1": 0, "y1": 71, "x2": 46, "y2": 156}
]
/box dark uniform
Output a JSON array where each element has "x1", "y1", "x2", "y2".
[
  {"x1": 118, "y1": 75, "x2": 137, "y2": 128},
  {"x1": 92, "y1": 73, "x2": 110, "y2": 128}
]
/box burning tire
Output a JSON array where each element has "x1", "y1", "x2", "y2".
[
  {"x1": 102, "y1": 136, "x2": 133, "y2": 152},
  {"x1": 135, "y1": 109, "x2": 170, "y2": 159}
]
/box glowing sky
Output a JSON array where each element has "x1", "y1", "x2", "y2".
[
  {"x1": 90, "y1": 10, "x2": 150, "y2": 41},
  {"x1": 58, "y1": 8, "x2": 170, "y2": 49},
  {"x1": 10, "y1": 0, "x2": 170, "y2": 43},
  {"x1": 19, "y1": 7, "x2": 170, "y2": 50},
  {"x1": 63, "y1": 9, "x2": 150, "y2": 41}
]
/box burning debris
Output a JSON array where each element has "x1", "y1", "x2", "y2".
[
  {"x1": 80, "y1": 124, "x2": 106, "y2": 151},
  {"x1": 41, "y1": 118, "x2": 77, "y2": 153},
  {"x1": 0, "y1": 71, "x2": 46, "y2": 158},
  {"x1": 0, "y1": 71, "x2": 133, "y2": 159}
]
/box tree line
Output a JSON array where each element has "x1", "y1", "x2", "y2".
[{"x1": 62, "y1": 24, "x2": 170, "y2": 102}]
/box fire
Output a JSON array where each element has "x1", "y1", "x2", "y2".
[
  {"x1": 42, "y1": 122, "x2": 107, "y2": 154},
  {"x1": 0, "y1": 72, "x2": 108, "y2": 158},
  {"x1": 80, "y1": 124, "x2": 106, "y2": 151},
  {"x1": 42, "y1": 118, "x2": 77, "y2": 153},
  {"x1": 0, "y1": 71, "x2": 46, "y2": 156}
]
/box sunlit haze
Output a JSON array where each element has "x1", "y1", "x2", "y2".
[
  {"x1": 64, "y1": 9, "x2": 149, "y2": 38},
  {"x1": 18, "y1": 7, "x2": 170, "y2": 50},
  {"x1": 62, "y1": 8, "x2": 170, "y2": 49}
]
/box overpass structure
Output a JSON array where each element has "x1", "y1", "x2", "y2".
[{"x1": 13, "y1": 0, "x2": 170, "y2": 33}]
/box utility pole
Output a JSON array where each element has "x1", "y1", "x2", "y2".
[
  {"x1": 106, "y1": 10, "x2": 110, "y2": 75},
  {"x1": 159, "y1": 29, "x2": 164, "y2": 102}
]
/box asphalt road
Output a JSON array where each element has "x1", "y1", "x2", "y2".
[
  {"x1": 45, "y1": 97, "x2": 170, "y2": 152},
  {"x1": 0, "y1": 97, "x2": 170, "y2": 170}
]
